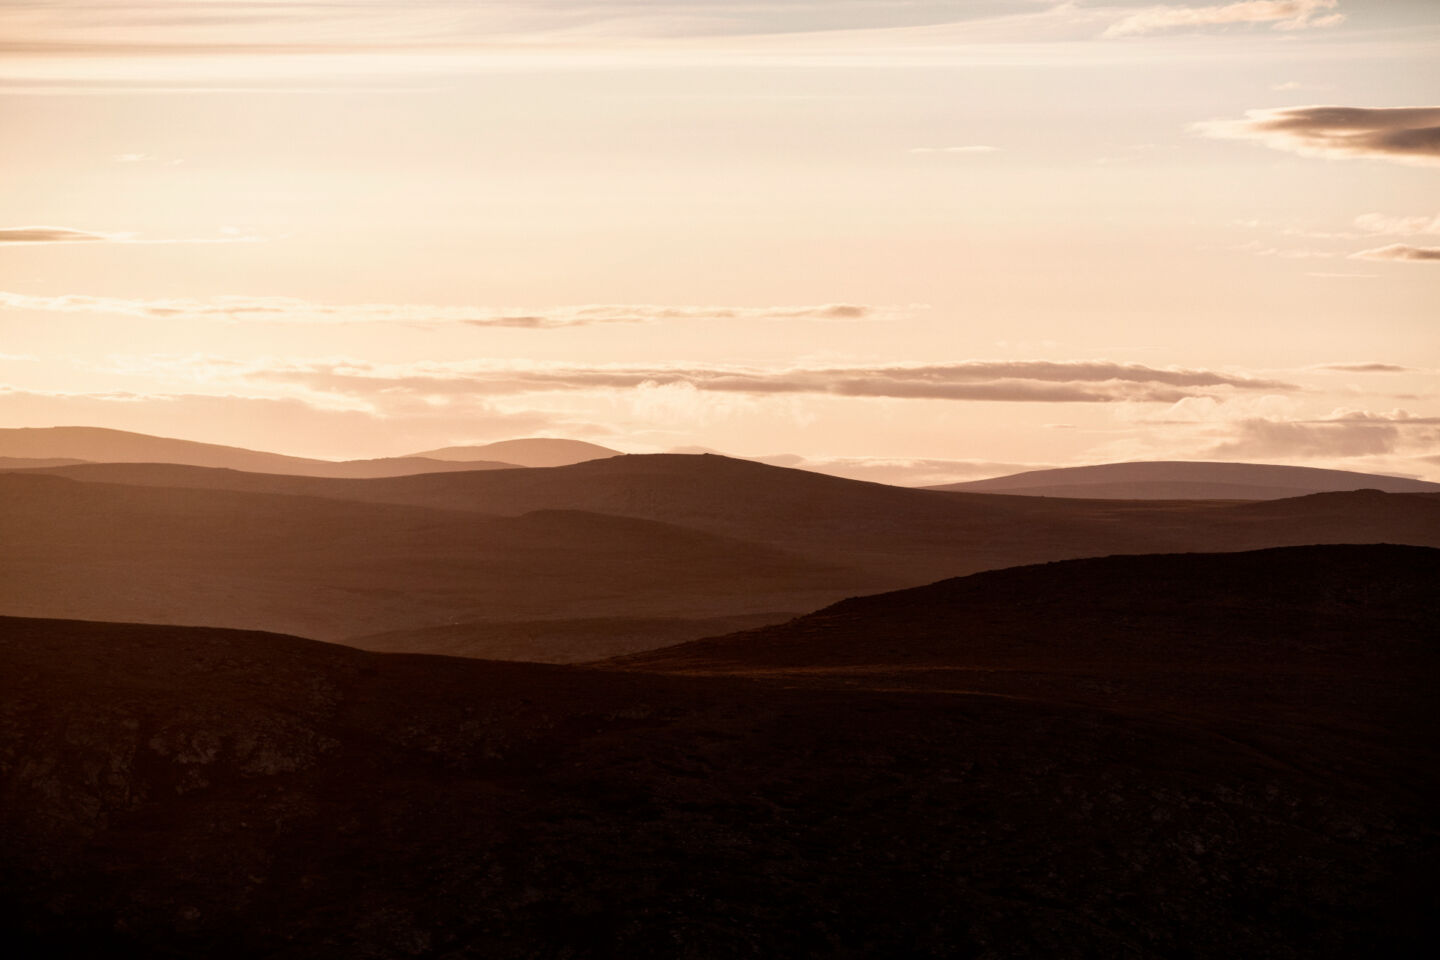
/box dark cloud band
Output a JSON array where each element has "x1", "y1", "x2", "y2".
[
  {"x1": 0, "y1": 226, "x2": 114, "y2": 244},
  {"x1": 1197, "y1": 106, "x2": 1440, "y2": 167}
]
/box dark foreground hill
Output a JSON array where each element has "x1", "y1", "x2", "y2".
[
  {"x1": 349, "y1": 611, "x2": 796, "y2": 662},
  {"x1": 934, "y1": 459, "x2": 1440, "y2": 499},
  {"x1": 1, "y1": 545, "x2": 1436, "y2": 959},
  {"x1": 620, "y1": 545, "x2": 1440, "y2": 779}
]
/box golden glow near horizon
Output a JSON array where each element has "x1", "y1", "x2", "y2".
[{"x1": 1, "y1": 1, "x2": 1437, "y2": 483}]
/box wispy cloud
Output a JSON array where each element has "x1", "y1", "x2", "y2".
[
  {"x1": 0, "y1": 226, "x2": 119, "y2": 244},
  {"x1": 1232, "y1": 239, "x2": 1337, "y2": 260},
  {"x1": 216, "y1": 357, "x2": 1296, "y2": 406},
  {"x1": 1353, "y1": 212, "x2": 1440, "y2": 236},
  {"x1": 1195, "y1": 106, "x2": 1440, "y2": 167},
  {"x1": 1205, "y1": 409, "x2": 1440, "y2": 458},
  {"x1": 1103, "y1": 1, "x2": 1344, "y2": 39},
  {"x1": 909, "y1": 145, "x2": 999, "y2": 154},
  {"x1": 1315, "y1": 362, "x2": 1412, "y2": 373},
  {"x1": 0, "y1": 291, "x2": 906, "y2": 327},
  {"x1": 0, "y1": 226, "x2": 259, "y2": 245},
  {"x1": 1350, "y1": 244, "x2": 1440, "y2": 262},
  {"x1": 3, "y1": 1, "x2": 1414, "y2": 84}
]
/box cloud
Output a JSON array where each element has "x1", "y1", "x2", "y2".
[
  {"x1": 1232, "y1": 240, "x2": 1337, "y2": 260},
  {"x1": 1209, "y1": 419, "x2": 1397, "y2": 457},
  {"x1": 1204, "y1": 408, "x2": 1440, "y2": 459},
  {"x1": 1353, "y1": 213, "x2": 1440, "y2": 236},
  {"x1": 1195, "y1": 106, "x2": 1440, "y2": 167},
  {"x1": 910, "y1": 145, "x2": 999, "y2": 154},
  {"x1": 1319, "y1": 409, "x2": 1440, "y2": 425},
  {"x1": 1103, "y1": 1, "x2": 1343, "y2": 38},
  {"x1": 0, "y1": 226, "x2": 118, "y2": 244},
  {"x1": 1350, "y1": 244, "x2": 1440, "y2": 263},
  {"x1": 0, "y1": 226, "x2": 260, "y2": 245},
  {"x1": 1315, "y1": 362, "x2": 1412, "y2": 373},
  {"x1": 231, "y1": 357, "x2": 1296, "y2": 406},
  {"x1": 0, "y1": 291, "x2": 905, "y2": 327}
]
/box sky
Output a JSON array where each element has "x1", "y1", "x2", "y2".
[{"x1": 1, "y1": 0, "x2": 1436, "y2": 485}]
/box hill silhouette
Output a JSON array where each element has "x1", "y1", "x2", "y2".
[
  {"x1": 407, "y1": 437, "x2": 620, "y2": 467},
  {"x1": 0, "y1": 472, "x2": 860, "y2": 640},
  {"x1": 349, "y1": 612, "x2": 795, "y2": 662},
  {"x1": 0, "y1": 456, "x2": 90, "y2": 469},
  {"x1": 2, "y1": 545, "x2": 1434, "y2": 958},
  {"x1": 935, "y1": 459, "x2": 1440, "y2": 499},
  {"x1": 624, "y1": 543, "x2": 1440, "y2": 669},
  {"x1": 0, "y1": 426, "x2": 519, "y2": 478},
  {"x1": 23, "y1": 454, "x2": 1440, "y2": 596}
]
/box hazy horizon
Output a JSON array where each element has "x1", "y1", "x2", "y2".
[{"x1": 2, "y1": 0, "x2": 1436, "y2": 484}]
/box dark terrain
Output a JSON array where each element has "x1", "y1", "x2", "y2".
[
  {"x1": 5, "y1": 455, "x2": 1440, "y2": 656},
  {"x1": 1, "y1": 545, "x2": 1435, "y2": 959},
  {"x1": 349, "y1": 612, "x2": 797, "y2": 662}
]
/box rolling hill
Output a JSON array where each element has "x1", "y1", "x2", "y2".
[
  {"x1": 22, "y1": 454, "x2": 1440, "y2": 594},
  {"x1": 2, "y1": 545, "x2": 1434, "y2": 957},
  {"x1": 933, "y1": 459, "x2": 1440, "y2": 499},
  {"x1": 348, "y1": 612, "x2": 796, "y2": 662},
  {"x1": 407, "y1": 437, "x2": 621, "y2": 467},
  {"x1": 0, "y1": 472, "x2": 861, "y2": 640},
  {"x1": 622, "y1": 542, "x2": 1440, "y2": 687},
  {"x1": 0, "y1": 426, "x2": 519, "y2": 478}
]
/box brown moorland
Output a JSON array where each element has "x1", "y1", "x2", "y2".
[{"x1": 1, "y1": 544, "x2": 1434, "y2": 958}]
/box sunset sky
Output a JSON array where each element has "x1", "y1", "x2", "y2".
[{"x1": 1, "y1": 0, "x2": 1436, "y2": 484}]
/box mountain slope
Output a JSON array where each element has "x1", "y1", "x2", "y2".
[
  {"x1": 0, "y1": 456, "x2": 89, "y2": 469},
  {"x1": 348, "y1": 612, "x2": 796, "y2": 663},
  {"x1": 27, "y1": 455, "x2": 1440, "y2": 592},
  {"x1": 623, "y1": 543, "x2": 1440, "y2": 673},
  {"x1": 0, "y1": 473, "x2": 862, "y2": 639},
  {"x1": 620, "y1": 543, "x2": 1440, "y2": 787},
  {"x1": 0, "y1": 426, "x2": 519, "y2": 478},
  {"x1": 408, "y1": 437, "x2": 620, "y2": 467},
  {"x1": 934, "y1": 459, "x2": 1440, "y2": 499}
]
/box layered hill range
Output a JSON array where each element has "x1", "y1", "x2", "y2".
[
  {"x1": 0, "y1": 426, "x2": 618, "y2": 476},
  {"x1": 3, "y1": 427, "x2": 1439, "y2": 654},
  {"x1": 2, "y1": 545, "x2": 1435, "y2": 958},
  {"x1": 934, "y1": 459, "x2": 1440, "y2": 500}
]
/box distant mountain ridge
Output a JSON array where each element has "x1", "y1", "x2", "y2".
[
  {"x1": 6, "y1": 454, "x2": 1440, "y2": 650},
  {"x1": 406, "y1": 437, "x2": 621, "y2": 467},
  {"x1": 0, "y1": 426, "x2": 519, "y2": 478},
  {"x1": 932, "y1": 459, "x2": 1440, "y2": 499},
  {"x1": 0, "y1": 470, "x2": 860, "y2": 640}
]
